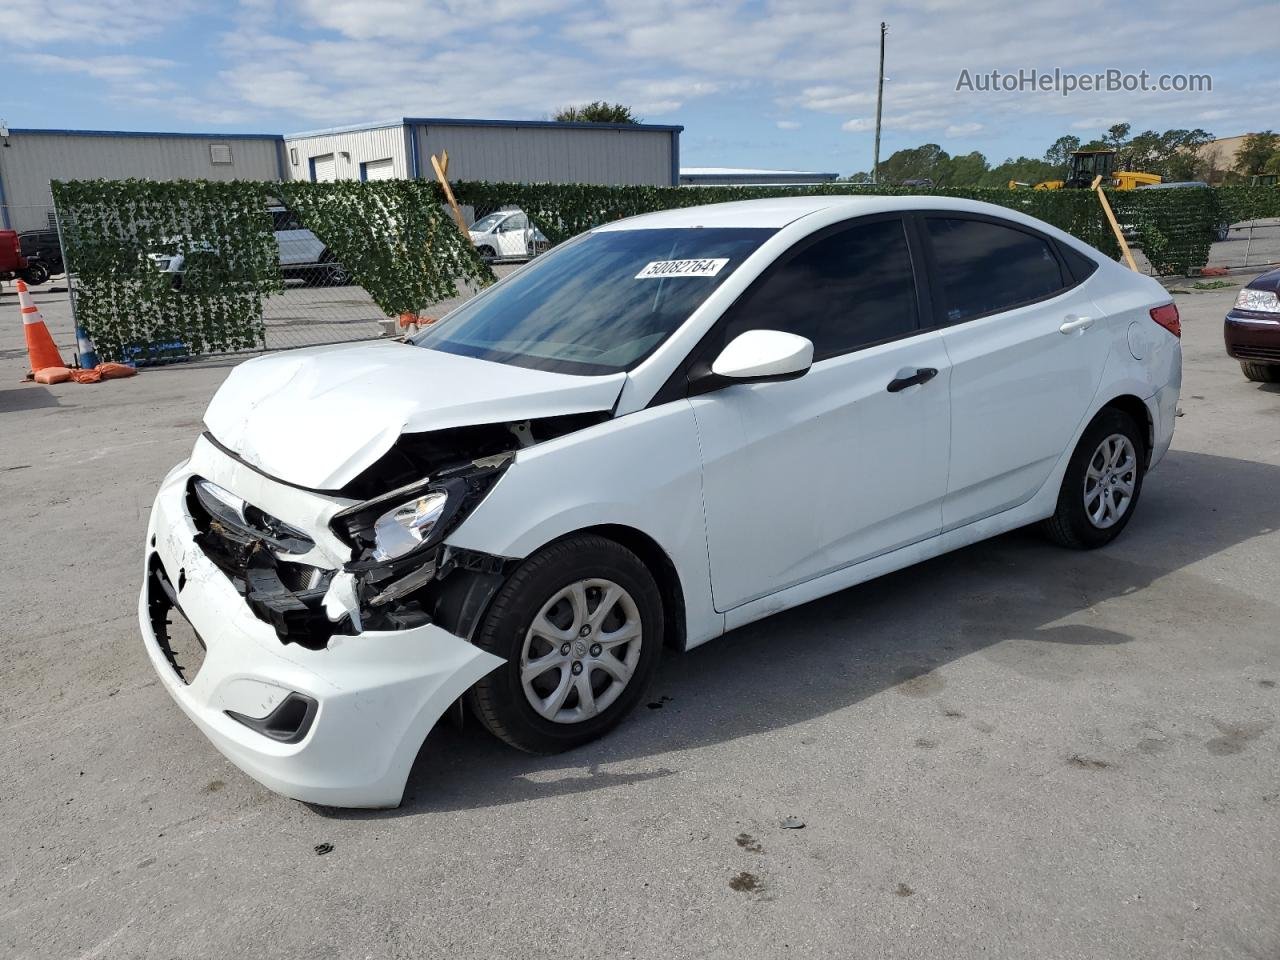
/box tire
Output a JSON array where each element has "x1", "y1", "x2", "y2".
[
  {"x1": 1240, "y1": 361, "x2": 1280, "y2": 383},
  {"x1": 476, "y1": 245, "x2": 497, "y2": 264},
  {"x1": 466, "y1": 534, "x2": 664, "y2": 754},
  {"x1": 1041, "y1": 407, "x2": 1146, "y2": 549},
  {"x1": 20, "y1": 261, "x2": 50, "y2": 286}
]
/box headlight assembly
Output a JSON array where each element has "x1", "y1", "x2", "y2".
[
  {"x1": 1234, "y1": 288, "x2": 1280, "y2": 313},
  {"x1": 372, "y1": 490, "x2": 450, "y2": 561}
]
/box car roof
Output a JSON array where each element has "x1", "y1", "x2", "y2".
[{"x1": 593, "y1": 194, "x2": 1049, "y2": 231}]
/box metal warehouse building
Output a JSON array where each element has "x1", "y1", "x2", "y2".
[
  {"x1": 0, "y1": 127, "x2": 285, "y2": 231},
  {"x1": 284, "y1": 118, "x2": 682, "y2": 187}
]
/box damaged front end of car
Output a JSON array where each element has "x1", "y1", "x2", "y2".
[{"x1": 188, "y1": 414, "x2": 605, "y2": 651}]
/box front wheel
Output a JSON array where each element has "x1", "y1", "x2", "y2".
[
  {"x1": 466, "y1": 535, "x2": 663, "y2": 754},
  {"x1": 1041, "y1": 408, "x2": 1146, "y2": 549},
  {"x1": 1240, "y1": 361, "x2": 1280, "y2": 383}
]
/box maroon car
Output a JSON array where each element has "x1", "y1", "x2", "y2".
[{"x1": 1225, "y1": 267, "x2": 1280, "y2": 383}]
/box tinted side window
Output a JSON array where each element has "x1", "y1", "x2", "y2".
[
  {"x1": 722, "y1": 218, "x2": 918, "y2": 361},
  {"x1": 1058, "y1": 242, "x2": 1098, "y2": 284},
  {"x1": 925, "y1": 218, "x2": 1066, "y2": 322}
]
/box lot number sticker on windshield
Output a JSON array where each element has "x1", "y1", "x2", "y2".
[{"x1": 635, "y1": 258, "x2": 730, "y2": 279}]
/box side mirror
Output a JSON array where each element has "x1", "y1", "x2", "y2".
[{"x1": 710, "y1": 329, "x2": 813, "y2": 382}]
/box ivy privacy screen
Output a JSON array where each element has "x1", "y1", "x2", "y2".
[{"x1": 50, "y1": 178, "x2": 1280, "y2": 364}]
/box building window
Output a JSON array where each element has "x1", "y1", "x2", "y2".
[
  {"x1": 209, "y1": 143, "x2": 233, "y2": 165},
  {"x1": 289, "y1": 147, "x2": 299, "y2": 166}
]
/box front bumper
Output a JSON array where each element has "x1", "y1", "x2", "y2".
[
  {"x1": 139, "y1": 442, "x2": 502, "y2": 808},
  {"x1": 1224, "y1": 311, "x2": 1280, "y2": 365}
]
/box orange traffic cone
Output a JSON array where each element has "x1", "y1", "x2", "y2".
[{"x1": 16, "y1": 279, "x2": 66, "y2": 372}]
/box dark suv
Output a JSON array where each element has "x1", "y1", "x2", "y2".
[
  {"x1": 1225, "y1": 267, "x2": 1280, "y2": 383},
  {"x1": 18, "y1": 230, "x2": 64, "y2": 276}
]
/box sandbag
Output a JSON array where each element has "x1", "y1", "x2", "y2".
[
  {"x1": 98, "y1": 362, "x2": 138, "y2": 379},
  {"x1": 33, "y1": 366, "x2": 72, "y2": 384}
]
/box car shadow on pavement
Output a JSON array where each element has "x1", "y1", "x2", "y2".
[
  {"x1": 0, "y1": 386, "x2": 61, "y2": 413},
  {"x1": 317, "y1": 448, "x2": 1279, "y2": 819}
]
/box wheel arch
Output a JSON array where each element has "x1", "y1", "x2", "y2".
[
  {"x1": 1098, "y1": 393, "x2": 1154, "y2": 466},
  {"x1": 542, "y1": 524, "x2": 689, "y2": 653}
]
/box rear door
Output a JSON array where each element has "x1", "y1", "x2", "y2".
[
  {"x1": 920, "y1": 214, "x2": 1110, "y2": 529},
  {"x1": 690, "y1": 215, "x2": 952, "y2": 610}
]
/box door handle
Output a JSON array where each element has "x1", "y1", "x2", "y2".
[
  {"x1": 1059, "y1": 315, "x2": 1095, "y2": 335},
  {"x1": 886, "y1": 367, "x2": 938, "y2": 393}
]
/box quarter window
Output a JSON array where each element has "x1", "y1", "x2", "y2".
[
  {"x1": 925, "y1": 217, "x2": 1066, "y2": 322},
  {"x1": 721, "y1": 218, "x2": 919, "y2": 361}
]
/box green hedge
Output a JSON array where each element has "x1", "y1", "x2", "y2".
[
  {"x1": 451, "y1": 181, "x2": 1280, "y2": 278},
  {"x1": 51, "y1": 179, "x2": 283, "y2": 362},
  {"x1": 53, "y1": 177, "x2": 1279, "y2": 362}
]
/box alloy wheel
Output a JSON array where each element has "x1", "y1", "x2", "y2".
[
  {"x1": 519, "y1": 578, "x2": 643, "y2": 724},
  {"x1": 1083, "y1": 433, "x2": 1137, "y2": 529}
]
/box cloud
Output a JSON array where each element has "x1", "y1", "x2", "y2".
[
  {"x1": 6, "y1": 0, "x2": 1278, "y2": 166},
  {"x1": 15, "y1": 54, "x2": 176, "y2": 81},
  {"x1": 0, "y1": 0, "x2": 196, "y2": 44}
]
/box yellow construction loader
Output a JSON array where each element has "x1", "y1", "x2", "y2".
[{"x1": 1009, "y1": 149, "x2": 1161, "y2": 190}]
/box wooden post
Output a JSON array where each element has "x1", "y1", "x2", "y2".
[
  {"x1": 1092, "y1": 175, "x2": 1138, "y2": 272},
  {"x1": 431, "y1": 151, "x2": 470, "y2": 239}
]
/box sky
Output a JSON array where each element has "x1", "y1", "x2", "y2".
[{"x1": 3, "y1": 0, "x2": 1276, "y2": 176}]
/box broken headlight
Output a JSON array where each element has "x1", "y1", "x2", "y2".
[{"x1": 372, "y1": 490, "x2": 450, "y2": 561}]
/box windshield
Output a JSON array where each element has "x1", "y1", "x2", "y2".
[
  {"x1": 469, "y1": 213, "x2": 507, "y2": 233},
  {"x1": 414, "y1": 226, "x2": 776, "y2": 375}
]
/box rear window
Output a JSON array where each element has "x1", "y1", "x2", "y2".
[{"x1": 925, "y1": 217, "x2": 1068, "y2": 322}]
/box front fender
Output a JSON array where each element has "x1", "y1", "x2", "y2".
[{"x1": 445, "y1": 401, "x2": 724, "y2": 648}]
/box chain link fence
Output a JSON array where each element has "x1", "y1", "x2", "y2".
[
  {"x1": 45, "y1": 183, "x2": 512, "y2": 364},
  {"x1": 22, "y1": 180, "x2": 1280, "y2": 367}
]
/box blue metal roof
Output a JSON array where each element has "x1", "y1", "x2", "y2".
[
  {"x1": 8, "y1": 127, "x2": 283, "y2": 141},
  {"x1": 286, "y1": 117, "x2": 684, "y2": 138}
]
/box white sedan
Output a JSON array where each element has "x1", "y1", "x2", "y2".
[
  {"x1": 140, "y1": 195, "x2": 1181, "y2": 806},
  {"x1": 468, "y1": 209, "x2": 548, "y2": 262}
]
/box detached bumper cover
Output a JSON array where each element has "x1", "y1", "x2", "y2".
[{"x1": 139, "y1": 454, "x2": 502, "y2": 808}]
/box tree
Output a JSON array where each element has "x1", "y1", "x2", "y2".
[
  {"x1": 982, "y1": 156, "x2": 1059, "y2": 187},
  {"x1": 1121, "y1": 128, "x2": 1214, "y2": 181},
  {"x1": 946, "y1": 150, "x2": 990, "y2": 185},
  {"x1": 1043, "y1": 135, "x2": 1081, "y2": 171},
  {"x1": 878, "y1": 143, "x2": 952, "y2": 184},
  {"x1": 1233, "y1": 131, "x2": 1280, "y2": 176},
  {"x1": 1104, "y1": 123, "x2": 1131, "y2": 149},
  {"x1": 553, "y1": 101, "x2": 640, "y2": 123}
]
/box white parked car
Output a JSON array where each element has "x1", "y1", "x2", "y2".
[
  {"x1": 148, "y1": 206, "x2": 349, "y2": 287},
  {"x1": 468, "y1": 209, "x2": 549, "y2": 262},
  {"x1": 141, "y1": 195, "x2": 1182, "y2": 807}
]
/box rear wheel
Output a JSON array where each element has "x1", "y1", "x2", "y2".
[
  {"x1": 1240, "y1": 361, "x2": 1280, "y2": 383},
  {"x1": 20, "y1": 261, "x2": 50, "y2": 286},
  {"x1": 466, "y1": 535, "x2": 663, "y2": 754},
  {"x1": 1041, "y1": 408, "x2": 1146, "y2": 549}
]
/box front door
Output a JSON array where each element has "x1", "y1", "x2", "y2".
[{"x1": 690, "y1": 216, "x2": 952, "y2": 611}]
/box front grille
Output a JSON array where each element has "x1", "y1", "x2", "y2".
[
  {"x1": 186, "y1": 478, "x2": 342, "y2": 649},
  {"x1": 1235, "y1": 344, "x2": 1280, "y2": 362}
]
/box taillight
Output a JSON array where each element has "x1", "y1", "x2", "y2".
[{"x1": 1149, "y1": 303, "x2": 1180, "y2": 338}]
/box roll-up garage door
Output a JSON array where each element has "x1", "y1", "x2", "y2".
[
  {"x1": 362, "y1": 158, "x2": 395, "y2": 181},
  {"x1": 310, "y1": 154, "x2": 336, "y2": 182}
]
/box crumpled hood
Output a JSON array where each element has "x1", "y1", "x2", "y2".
[{"x1": 204, "y1": 340, "x2": 625, "y2": 490}]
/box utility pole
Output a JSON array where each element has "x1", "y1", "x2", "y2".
[{"x1": 873, "y1": 21, "x2": 886, "y2": 184}]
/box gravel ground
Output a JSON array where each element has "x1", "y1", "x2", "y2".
[{"x1": 0, "y1": 275, "x2": 1276, "y2": 960}]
